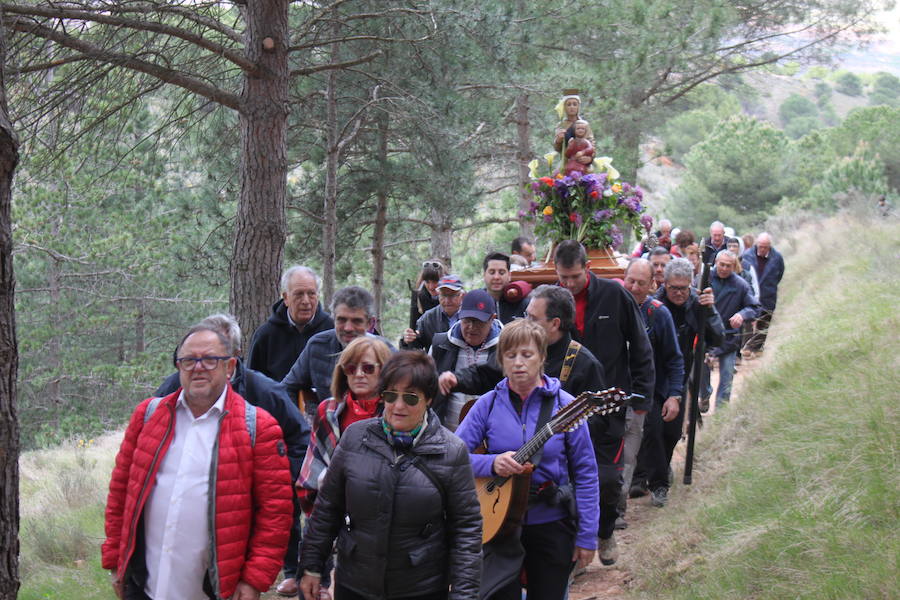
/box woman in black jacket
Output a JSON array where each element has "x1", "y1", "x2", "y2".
[{"x1": 299, "y1": 351, "x2": 482, "y2": 600}]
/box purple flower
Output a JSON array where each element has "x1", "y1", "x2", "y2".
[
  {"x1": 518, "y1": 209, "x2": 527, "y2": 218},
  {"x1": 573, "y1": 213, "x2": 583, "y2": 226},
  {"x1": 623, "y1": 182, "x2": 633, "y2": 192},
  {"x1": 529, "y1": 201, "x2": 540, "y2": 213},
  {"x1": 554, "y1": 180, "x2": 570, "y2": 198},
  {"x1": 530, "y1": 181, "x2": 541, "y2": 193},
  {"x1": 570, "y1": 171, "x2": 583, "y2": 182},
  {"x1": 543, "y1": 214, "x2": 553, "y2": 223},
  {"x1": 640, "y1": 214, "x2": 654, "y2": 231},
  {"x1": 593, "y1": 209, "x2": 613, "y2": 222},
  {"x1": 610, "y1": 224, "x2": 623, "y2": 249},
  {"x1": 633, "y1": 185, "x2": 644, "y2": 200}
]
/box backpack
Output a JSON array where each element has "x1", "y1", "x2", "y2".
[{"x1": 143, "y1": 396, "x2": 258, "y2": 446}]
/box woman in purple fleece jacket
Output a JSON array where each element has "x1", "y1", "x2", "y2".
[{"x1": 455, "y1": 319, "x2": 599, "y2": 600}]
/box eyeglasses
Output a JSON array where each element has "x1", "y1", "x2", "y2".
[
  {"x1": 175, "y1": 356, "x2": 231, "y2": 371},
  {"x1": 381, "y1": 390, "x2": 422, "y2": 406},
  {"x1": 342, "y1": 362, "x2": 378, "y2": 375},
  {"x1": 667, "y1": 284, "x2": 690, "y2": 293}
]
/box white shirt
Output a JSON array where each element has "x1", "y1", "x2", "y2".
[{"x1": 143, "y1": 388, "x2": 226, "y2": 600}]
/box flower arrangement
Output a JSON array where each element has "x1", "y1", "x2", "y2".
[{"x1": 523, "y1": 153, "x2": 650, "y2": 249}]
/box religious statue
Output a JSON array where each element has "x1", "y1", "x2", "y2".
[
  {"x1": 553, "y1": 89, "x2": 594, "y2": 152},
  {"x1": 564, "y1": 120, "x2": 594, "y2": 174}
]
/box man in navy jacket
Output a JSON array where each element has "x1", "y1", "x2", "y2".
[
  {"x1": 741, "y1": 232, "x2": 784, "y2": 353},
  {"x1": 703, "y1": 250, "x2": 761, "y2": 409}
]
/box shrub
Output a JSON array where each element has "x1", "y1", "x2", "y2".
[{"x1": 835, "y1": 72, "x2": 863, "y2": 96}]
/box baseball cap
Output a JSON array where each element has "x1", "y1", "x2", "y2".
[
  {"x1": 436, "y1": 274, "x2": 464, "y2": 292},
  {"x1": 458, "y1": 289, "x2": 495, "y2": 322}
]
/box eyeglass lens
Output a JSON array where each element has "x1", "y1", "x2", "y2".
[
  {"x1": 381, "y1": 391, "x2": 421, "y2": 406},
  {"x1": 344, "y1": 362, "x2": 377, "y2": 375}
]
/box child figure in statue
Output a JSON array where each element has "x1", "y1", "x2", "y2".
[
  {"x1": 565, "y1": 120, "x2": 595, "y2": 174},
  {"x1": 554, "y1": 92, "x2": 594, "y2": 152}
]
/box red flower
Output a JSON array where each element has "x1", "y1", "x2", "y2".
[
  {"x1": 539, "y1": 177, "x2": 554, "y2": 186},
  {"x1": 569, "y1": 213, "x2": 578, "y2": 222},
  {"x1": 590, "y1": 190, "x2": 599, "y2": 198}
]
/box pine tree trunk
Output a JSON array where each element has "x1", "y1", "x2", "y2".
[
  {"x1": 230, "y1": 1, "x2": 289, "y2": 348},
  {"x1": 47, "y1": 217, "x2": 61, "y2": 404},
  {"x1": 429, "y1": 207, "x2": 453, "y2": 271},
  {"x1": 515, "y1": 93, "x2": 535, "y2": 238},
  {"x1": 0, "y1": 16, "x2": 22, "y2": 599},
  {"x1": 371, "y1": 113, "x2": 389, "y2": 323},
  {"x1": 322, "y1": 64, "x2": 339, "y2": 306}
]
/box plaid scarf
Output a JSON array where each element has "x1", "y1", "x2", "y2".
[{"x1": 297, "y1": 392, "x2": 380, "y2": 514}]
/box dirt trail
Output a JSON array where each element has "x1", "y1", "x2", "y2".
[{"x1": 264, "y1": 356, "x2": 763, "y2": 600}]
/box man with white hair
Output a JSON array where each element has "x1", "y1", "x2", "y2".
[
  {"x1": 741, "y1": 232, "x2": 784, "y2": 355},
  {"x1": 247, "y1": 265, "x2": 334, "y2": 381},
  {"x1": 702, "y1": 250, "x2": 761, "y2": 410},
  {"x1": 701, "y1": 221, "x2": 737, "y2": 265}
]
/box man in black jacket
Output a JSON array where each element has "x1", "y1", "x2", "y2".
[
  {"x1": 246, "y1": 266, "x2": 333, "y2": 381},
  {"x1": 701, "y1": 221, "x2": 738, "y2": 265},
  {"x1": 482, "y1": 251, "x2": 529, "y2": 323},
  {"x1": 554, "y1": 240, "x2": 654, "y2": 565},
  {"x1": 438, "y1": 284, "x2": 606, "y2": 398},
  {"x1": 400, "y1": 274, "x2": 465, "y2": 352},
  {"x1": 153, "y1": 313, "x2": 310, "y2": 596},
  {"x1": 429, "y1": 289, "x2": 501, "y2": 430}
]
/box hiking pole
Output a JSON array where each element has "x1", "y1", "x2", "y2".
[{"x1": 683, "y1": 261, "x2": 711, "y2": 485}]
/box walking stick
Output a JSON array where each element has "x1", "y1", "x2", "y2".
[{"x1": 683, "y1": 261, "x2": 711, "y2": 485}]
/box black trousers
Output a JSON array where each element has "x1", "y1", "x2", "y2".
[
  {"x1": 489, "y1": 519, "x2": 576, "y2": 600},
  {"x1": 592, "y1": 435, "x2": 624, "y2": 539},
  {"x1": 635, "y1": 397, "x2": 685, "y2": 490},
  {"x1": 284, "y1": 496, "x2": 302, "y2": 579},
  {"x1": 335, "y1": 584, "x2": 447, "y2": 600}
]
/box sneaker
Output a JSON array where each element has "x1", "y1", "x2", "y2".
[
  {"x1": 614, "y1": 516, "x2": 628, "y2": 530},
  {"x1": 629, "y1": 481, "x2": 649, "y2": 498},
  {"x1": 699, "y1": 396, "x2": 710, "y2": 412},
  {"x1": 598, "y1": 535, "x2": 618, "y2": 565},
  {"x1": 650, "y1": 487, "x2": 669, "y2": 507}
]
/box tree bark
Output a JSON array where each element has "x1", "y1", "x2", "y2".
[
  {"x1": 371, "y1": 112, "x2": 389, "y2": 322},
  {"x1": 322, "y1": 63, "x2": 339, "y2": 306},
  {"x1": 515, "y1": 92, "x2": 534, "y2": 238},
  {"x1": 429, "y1": 207, "x2": 452, "y2": 271},
  {"x1": 0, "y1": 15, "x2": 21, "y2": 600},
  {"x1": 47, "y1": 216, "x2": 61, "y2": 404},
  {"x1": 230, "y1": 1, "x2": 289, "y2": 348}
]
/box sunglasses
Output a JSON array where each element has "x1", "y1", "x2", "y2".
[
  {"x1": 381, "y1": 390, "x2": 422, "y2": 406},
  {"x1": 422, "y1": 261, "x2": 442, "y2": 269},
  {"x1": 342, "y1": 362, "x2": 378, "y2": 375}
]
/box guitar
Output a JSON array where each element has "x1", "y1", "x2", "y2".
[{"x1": 475, "y1": 387, "x2": 627, "y2": 544}]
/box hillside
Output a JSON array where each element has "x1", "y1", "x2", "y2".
[{"x1": 15, "y1": 198, "x2": 899, "y2": 599}]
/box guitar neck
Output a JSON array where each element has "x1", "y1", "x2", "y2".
[{"x1": 512, "y1": 422, "x2": 554, "y2": 465}]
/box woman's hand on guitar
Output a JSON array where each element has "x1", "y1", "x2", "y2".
[
  {"x1": 493, "y1": 451, "x2": 526, "y2": 477},
  {"x1": 573, "y1": 546, "x2": 595, "y2": 570}
]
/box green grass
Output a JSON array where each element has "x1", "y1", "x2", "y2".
[
  {"x1": 18, "y1": 435, "x2": 119, "y2": 599},
  {"x1": 628, "y1": 205, "x2": 899, "y2": 599}
]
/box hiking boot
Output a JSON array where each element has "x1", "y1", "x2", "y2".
[
  {"x1": 598, "y1": 535, "x2": 618, "y2": 565},
  {"x1": 699, "y1": 396, "x2": 710, "y2": 413},
  {"x1": 650, "y1": 487, "x2": 669, "y2": 507},
  {"x1": 615, "y1": 516, "x2": 628, "y2": 530},
  {"x1": 629, "y1": 481, "x2": 649, "y2": 498}
]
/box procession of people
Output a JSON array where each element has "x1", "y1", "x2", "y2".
[{"x1": 102, "y1": 91, "x2": 784, "y2": 600}]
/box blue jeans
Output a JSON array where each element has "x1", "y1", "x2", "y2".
[{"x1": 702, "y1": 351, "x2": 737, "y2": 408}]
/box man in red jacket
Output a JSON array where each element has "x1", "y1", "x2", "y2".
[{"x1": 102, "y1": 325, "x2": 293, "y2": 600}]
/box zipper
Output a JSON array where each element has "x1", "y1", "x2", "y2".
[
  {"x1": 206, "y1": 409, "x2": 228, "y2": 599},
  {"x1": 121, "y1": 401, "x2": 175, "y2": 578}
]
